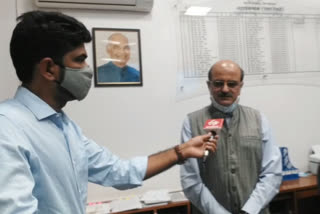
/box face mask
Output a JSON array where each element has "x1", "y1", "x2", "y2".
[
  {"x1": 210, "y1": 95, "x2": 240, "y2": 113},
  {"x1": 59, "y1": 66, "x2": 93, "y2": 101}
]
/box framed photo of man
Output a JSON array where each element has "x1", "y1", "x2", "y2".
[{"x1": 92, "y1": 28, "x2": 143, "y2": 87}]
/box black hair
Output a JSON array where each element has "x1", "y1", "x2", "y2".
[
  {"x1": 10, "y1": 10, "x2": 92, "y2": 84},
  {"x1": 208, "y1": 65, "x2": 245, "y2": 81}
]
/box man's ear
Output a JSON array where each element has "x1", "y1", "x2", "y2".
[
  {"x1": 206, "y1": 80, "x2": 214, "y2": 95},
  {"x1": 106, "y1": 44, "x2": 113, "y2": 56},
  {"x1": 38, "y1": 57, "x2": 59, "y2": 81},
  {"x1": 206, "y1": 80, "x2": 211, "y2": 90}
]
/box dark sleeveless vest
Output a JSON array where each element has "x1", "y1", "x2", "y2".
[{"x1": 188, "y1": 105, "x2": 269, "y2": 214}]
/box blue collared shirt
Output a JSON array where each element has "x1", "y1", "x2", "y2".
[
  {"x1": 0, "y1": 87, "x2": 147, "y2": 214},
  {"x1": 97, "y1": 62, "x2": 140, "y2": 82},
  {"x1": 180, "y1": 112, "x2": 282, "y2": 214}
]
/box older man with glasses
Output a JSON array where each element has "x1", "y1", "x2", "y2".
[{"x1": 179, "y1": 60, "x2": 282, "y2": 214}]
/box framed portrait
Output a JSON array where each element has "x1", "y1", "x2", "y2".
[{"x1": 92, "y1": 28, "x2": 143, "y2": 87}]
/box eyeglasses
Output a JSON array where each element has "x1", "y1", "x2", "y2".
[{"x1": 209, "y1": 80, "x2": 240, "y2": 88}]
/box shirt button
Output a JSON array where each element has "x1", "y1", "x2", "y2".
[
  {"x1": 231, "y1": 168, "x2": 236, "y2": 173},
  {"x1": 228, "y1": 134, "x2": 232, "y2": 137}
]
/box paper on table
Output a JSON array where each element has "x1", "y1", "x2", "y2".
[
  {"x1": 140, "y1": 189, "x2": 171, "y2": 205},
  {"x1": 169, "y1": 191, "x2": 188, "y2": 202},
  {"x1": 86, "y1": 202, "x2": 110, "y2": 214},
  {"x1": 109, "y1": 195, "x2": 142, "y2": 213}
]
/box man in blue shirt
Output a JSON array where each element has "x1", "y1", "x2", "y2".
[
  {"x1": 97, "y1": 33, "x2": 140, "y2": 83},
  {"x1": 180, "y1": 60, "x2": 282, "y2": 214},
  {"x1": 0, "y1": 11, "x2": 217, "y2": 214}
]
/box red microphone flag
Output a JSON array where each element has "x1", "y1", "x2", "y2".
[{"x1": 203, "y1": 119, "x2": 224, "y2": 133}]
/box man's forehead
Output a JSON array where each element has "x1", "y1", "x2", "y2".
[
  {"x1": 108, "y1": 40, "x2": 128, "y2": 46},
  {"x1": 66, "y1": 44, "x2": 86, "y2": 55},
  {"x1": 214, "y1": 61, "x2": 239, "y2": 71},
  {"x1": 211, "y1": 64, "x2": 241, "y2": 80},
  {"x1": 108, "y1": 34, "x2": 128, "y2": 45}
]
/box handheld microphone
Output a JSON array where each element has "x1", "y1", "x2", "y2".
[{"x1": 203, "y1": 118, "x2": 224, "y2": 162}]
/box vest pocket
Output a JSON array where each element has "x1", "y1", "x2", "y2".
[{"x1": 239, "y1": 136, "x2": 262, "y2": 162}]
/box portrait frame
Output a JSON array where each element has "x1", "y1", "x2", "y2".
[{"x1": 92, "y1": 28, "x2": 143, "y2": 87}]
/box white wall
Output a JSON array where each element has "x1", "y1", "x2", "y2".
[
  {"x1": 1, "y1": 0, "x2": 320, "y2": 203},
  {"x1": 0, "y1": 0, "x2": 19, "y2": 99}
]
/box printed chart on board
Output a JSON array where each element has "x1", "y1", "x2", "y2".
[{"x1": 176, "y1": 0, "x2": 320, "y2": 100}]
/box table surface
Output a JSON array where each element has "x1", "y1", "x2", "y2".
[
  {"x1": 280, "y1": 175, "x2": 318, "y2": 193},
  {"x1": 111, "y1": 200, "x2": 190, "y2": 214}
]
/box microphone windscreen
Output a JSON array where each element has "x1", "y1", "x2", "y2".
[{"x1": 203, "y1": 119, "x2": 224, "y2": 132}]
